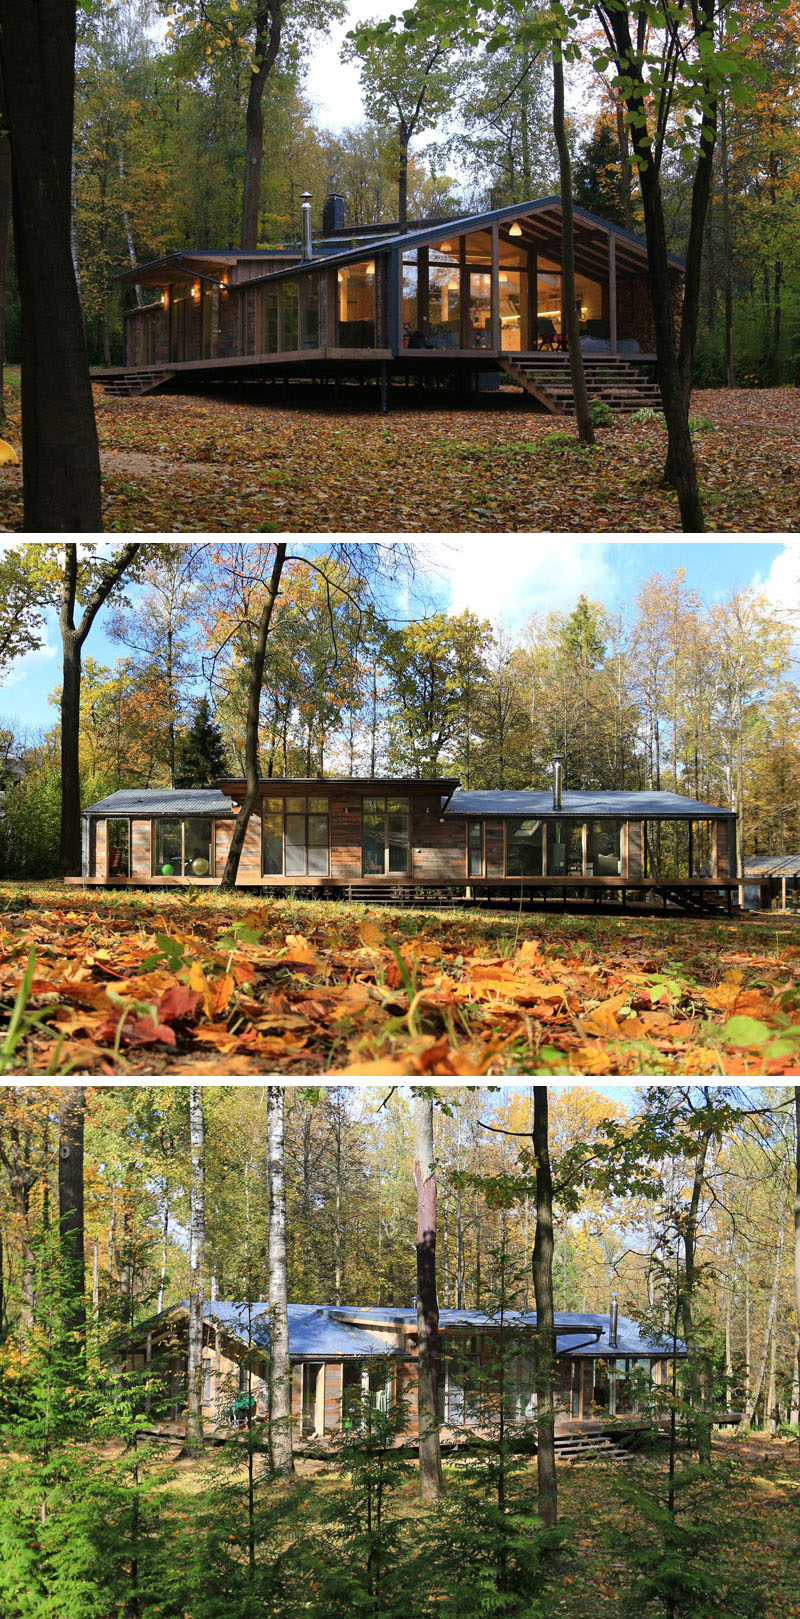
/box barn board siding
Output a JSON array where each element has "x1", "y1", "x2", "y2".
[
  {"x1": 411, "y1": 801, "x2": 466, "y2": 880},
  {"x1": 95, "y1": 820, "x2": 107, "y2": 878},
  {"x1": 330, "y1": 793, "x2": 362, "y2": 878},
  {"x1": 627, "y1": 820, "x2": 644, "y2": 879},
  {"x1": 131, "y1": 820, "x2": 151, "y2": 878},
  {"x1": 323, "y1": 1361, "x2": 343, "y2": 1432},
  {"x1": 485, "y1": 819, "x2": 504, "y2": 877}
]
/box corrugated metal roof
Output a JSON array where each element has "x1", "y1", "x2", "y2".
[
  {"x1": 744, "y1": 854, "x2": 800, "y2": 877},
  {"x1": 447, "y1": 789, "x2": 732, "y2": 818},
  {"x1": 83, "y1": 789, "x2": 234, "y2": 816},
  {"x1": 329, "y1": 1306, "x2": 682, "y2": 1358},
  {"x1": 199, "y1": 1302, "x2": 406, "y2": 1358}
]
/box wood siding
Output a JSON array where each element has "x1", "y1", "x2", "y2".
[
  {"x1": 627, "y1": 820, "x2": 644, "y2": 879},
  {"x1": 485, "y1": 819, "x2": 504, "y2": 877},
  {"x1": 95, "y1": 819, "x2": 107, "y2": 878},
  {"x1": 330, "y1": 793, "x2": 362, "y2": 879},
  {"x1": 131, "y1": 819, "x2": 151, "y2": 878},
  {"x1": 411, "y1": 799, "x2": 466, "y2": 881}
]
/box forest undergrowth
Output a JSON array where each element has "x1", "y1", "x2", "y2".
[
  {"x1": 1, "y1": 882, "x2": 799, "y2": 1077},
  {"x1": 1, "y1": 373, "x2": 800, "y2": 532}
]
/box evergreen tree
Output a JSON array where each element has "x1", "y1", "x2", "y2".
[{"x1": 174, "y1": 699, "x2": 228, "y2": 787}]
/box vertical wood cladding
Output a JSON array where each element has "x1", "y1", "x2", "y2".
[
  {"x1": 627, "y1": 820, "x2": 644, "y2": 879},
  {"x1": 484, "y1": 820, "x2": 504, "y2": 877},
  {"x1": 95, "y1": 819, "x2": 107, "y2": 878},
  {"x1": 713, "y1": 819, "x2": 732, "y2": 877},
  {"x1": 411, "y1": 798, "x2": 466, "y2": 880},
  {"x1": 131, "y1": 820, "x2": 152, "y2": 878},
  {"x1": 330, "y1": 793, "x2": 362, "y2": 878},
  {"x1": 323, "y1": 1362, "x2": 343, "y2": 1433},
  {"x1": 213, "y1": 815, "x2": 261, "y2": 882}
]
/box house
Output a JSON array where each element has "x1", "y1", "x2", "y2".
[
  {"x1": 73, "y1": 770, "x2": 738, "y2": 911},
  {"x1": 743, "y1": 853, "x2": 800, "y2": 912},
  {"x1": 97, "y1": 194, "x2": 681, "y2": 415},
  {"x1": 125, "y1": 1298, "x2": 685, "y2": 1439}
]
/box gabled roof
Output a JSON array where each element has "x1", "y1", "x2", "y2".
[
  {"x1": 83, "y1": 788, "x2": 234, "y2": 816},
  {"x1": 447, "y1": 789, "x2": 733, "y2": 819},
  {"x1": 744, "y1": 853, "x2": 800, "y2": 876}
]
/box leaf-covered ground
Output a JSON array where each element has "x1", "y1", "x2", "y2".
[
  {"x1": 1, "y1": 368, "x2": 799, "y2": 530},
  {"x1": 2, "y1": 883, "x2": 800, "y2": 1076}
]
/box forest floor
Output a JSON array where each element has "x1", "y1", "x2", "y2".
[
  {"x1": 1, "y1": 367, "x2": 799, "y2": 530},
  {"x1": 102, "y1": 1433, "x2": 800, "y2": 1617},
  {"x1": 2, "y1": 881, "x2": 800, "y2": 1076}
]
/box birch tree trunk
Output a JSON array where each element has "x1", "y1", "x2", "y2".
[
  {"x1": 739, "y1": 1217, "x2": 784, "y2": 1430},
  {"x1": 58, "y1": 1086, "x2": 85, "y2": 1357},
  {"x1": 413, "y1": 1092, "x2": 442, "y2": 1502},
  {"x1": 267, "y1": 1086, "x2": 293, "y2": 1474},
  {"x1": 680, "y1": 1126, "x2": 712, "y2": 1464},
  {"x1": 183, "y1": 1087, "x2": 205, "y2": 1455},
  {"x1": 220, "y1": 544, "x2": 286, "y2": 890},
  {"x1": 532, "y1": 1086, "x2": 557, "y2": 1527},
  {"x1": 794, "y1": 1086, "x2": 800, "y2": 1455}
]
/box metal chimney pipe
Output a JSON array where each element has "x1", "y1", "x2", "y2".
[
  {"x1": 609, "y1": 1292, "x2": 619, "y2": 1349},
  {"x1": 300, "y1": 192, "x2": 313, "y2": 261},
  {"x1": 553, "y1": 754, "x2": 563, "y2": 811}
]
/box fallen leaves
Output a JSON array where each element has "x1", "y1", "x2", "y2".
[
  {"x1": 1, "y1": 882, "x2": 799, "y2": 1077},
  {"x1": 2, "y1": 372, "x2": 800, "y2": 531}
]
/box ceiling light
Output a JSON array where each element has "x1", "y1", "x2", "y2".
[{"x1": 509, "y1": 222, "x2": 523, "y2": 237}]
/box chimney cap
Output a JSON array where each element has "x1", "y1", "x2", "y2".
[{"x1": 300, "y1": 191, "x2": 312, "y2": 201}]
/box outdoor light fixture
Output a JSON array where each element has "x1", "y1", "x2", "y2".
[
  {"x1": 440, "y1": 240, "x2": 453, "y2": 251},
  {"x1": 509, "y1": 222, "x2": 523, "y2": 237},
  {"x1": 192, "y1": 282, "x2": 200, "y2": 299}
]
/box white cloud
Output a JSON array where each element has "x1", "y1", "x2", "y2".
[
  {"x1": 0, "y1": 635, "x2": 58, "y2": 692},
  {"x1": 752, "y1": 540, "x2": 800, "y2": 621},
  {"x1": 428, "y1": 538, "x2": 622, "y2": 627}
]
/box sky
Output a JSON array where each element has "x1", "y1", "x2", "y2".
[{"x1": 1, "y1": 538, "x2": 796, "y2": 738}]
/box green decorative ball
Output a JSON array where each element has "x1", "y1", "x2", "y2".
[
  {"x1": 192, "y1": 857, "x2": 210, "y2": 877},
  {"x1": 161, "y1": 863, "x2": 174, "y2": 876}
]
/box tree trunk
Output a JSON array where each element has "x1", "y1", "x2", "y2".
[
  {"x1": 740, "y1": 1216, "x2": 784, "y2": 1431},
  {"x1": 158, "y1": 1201, "x2": 169, "y2": 1315},
  {"x1": 267, "y1": 1086, "x2": 292, "y2": 1475},
  {"x1": 680, "y1": 1126, "x2": 712, "y2": 1464},
  {"x1": 0, "y1": 0, "x2": 102, "y2": 530},
  {"x1": 0, "y1": 127, "x2": 10, "y2": 429},
  {"x1": 220, "y1": 543, "x2": 286, "y2": 890},
  {"x1": 794, "y1": 1087, "x2": 800, "y2": 1456},
  {"x1": 183, "y1": 1086, "x2": 205, "y2": 1456},
  {"x1": 58, "y1": 1086, "x2": 85, "y2": 1355},
  {"x1": 719, "y1": 89, "x2": 734, "y2": 388},
  {"x1": 398, "y1": 126, "x2": 410, "y2": 231},
  {"x1": 615, "y1": 94, "x2": 633, "y2": 231},
  {"x1": 552, "y1": 48, "x2": 594, "y2": 446},
  {"x1": 58, "y1": 540, "x2": 141, "y2": 874},
  {"x1": 240, "y1": 3, "x2": 282, "y2": 250},
  {"x1": 532, "y1": 1086, "x2": 557, "y2": 1527},
  {"x1": 413, "y1": 1092, "x2": 442, "y2": 1502}
]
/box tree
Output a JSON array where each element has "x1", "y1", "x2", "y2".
[
  {"x1": 343, "y1": 23, "x2": 460, "y2": 227},
  {"x1": 0, "y1": 551, "x2": 48, "y2": 675},
  {"x1": 109, "y1": 546, "x2": 202, "y2": 787},
  {"x1": 267, "y1": 1085, "x2": 292, "y2": 1475},
  {"x1": 58, "y1": 1087, "x2": 86, "y2": 1359},
  {"x1": 551, "y1": 37, "x2": 595, "y2": 446},
  {"x1": 0, "y1": 0, "x2": 102, "y2": 530},
  {"x1": 531, "y1": 1087, "x2": 556, "y2": 1527},
  {"x1": 413, "y1": 1092, "x2": 442, "y2": 1502},
  {"x1": 183, "y1": 1086, "x2": 205, "y2": 1456},
  {"x1": 794, "y1": 1086, "x2": 800, "y2": 1459},
  {"x1": 175, "y1": 698, "x2": 229, "y2": 788},
  {"x1": 573, "y1": 112, "x2": 633, "y2": 227}
]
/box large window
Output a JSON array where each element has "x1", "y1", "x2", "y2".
[
  {"x1": 362, "y1": 797, "x2": 409, "y2": 875},
  {"x1": 499, "y1": 269, "x2": 529, "y2": 351},
  {"x1": 548, "y1": 818, "x2": 583, "y2": 877},
  {"x1": 261, "y1": 796, "x2": 329, "y2": 877},
  {"x1": 644, "y1": 820, "x2": 691, "y2": 879},
  {"x1": 337, "y1": 262, "x2": 376, "y2": 347},
  {"x1": 258, "y1": 284, "x2": 279, "y2": 353},
  {"x1": 154, "y1": 819, "x2": 212, "y2": 877},
  {"x1": 468, "y1": 821, "x2": 483, "y2": 878},
  {"x1": 300, "y1": 277, "x2": 320, "y2": 348},
  {"x1": 506, "y1": 818, "x2": 544, "y2": 877},
  {"x1": 107, "y1": 818, "x2": 130, "y2": 878},
  {"x1": 586, "y1": 819, "x2": 623, "y2": 876},
  {"x1": 281, "y1": 281, "x2": 299, "y2": 350}
]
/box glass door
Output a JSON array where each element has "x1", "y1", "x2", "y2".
[{"x1": 362, "y1": 798, "x2": 409, "y2": 875}]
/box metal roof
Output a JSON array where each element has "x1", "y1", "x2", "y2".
[
  {"x1": 83, "y1": 788, "x2": 234, "y2": 816},
  {"x1": 168, "y1": 1302, "x2": 682, "y2": 1360},
  {"x1": 447, "y1": 789, "x2": 733, "y2": 818},
  {"x1": 744, "y1": 854, "x2": 800, "y2": 877}
]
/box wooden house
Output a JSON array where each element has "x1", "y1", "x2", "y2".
[
  {"x1": 74, "y1": 773, "x2": 738, "y2": 912},
  {"x1": 124, "y1": 1298, "x2": 684, "y2": 1441},
  {"x1": 97, "y1": 195, "x2": 682, "y2": 415}
]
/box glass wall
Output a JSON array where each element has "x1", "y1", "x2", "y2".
[
  {"x1": 281, "y1": 280, "x2": 299, "y2": 350},
  {"x1": 468, "y1": 821, "x2": 483, "y2": 877},
  {"x1": 169, "y1": 284, "x2": 191, "y2": 361},
  {"x1": 644, "y1": 820, "x2": 691, "y2": 879},
  {"x1": 107, "y1": 818, "x2": 129, "y2": 878},
  {"x1": 468, "y1": 270, "x2": 492, "y2": 347},
  {"x1": 548, "y1": 818, "x2": 583, "y2": 876},
  {"x1": 506, "y1": 818, "x2": 544, "y2": 876},
  {"x1": 499, "y1": 269, "x2": 528, "y2": 350},
  {"x1": 337, "y1": 262, "x2": 376, "y2": 347},
  {"x1": 154, "y1": 819, "x2": 212, "y2": 876},
  {"x1": 402, "y1": 254, "x2": 419, "y2": 344},
  {"x1": 428, "y1": 247, "x2": 460, "y2": 347},
  {"x1": 586, "y1": 819, "x2": 623, "y2": 876},
  {"x1": 362, "y1": 797, "x2": 409, "y2": 875},
  {"x1": 261, "y1": 796, "x2": 329, "y2": 876},
  {"x1": 300, "y1": 277, "x2": 320, "y2": 348},
  {"x1": 259, "y1": 285, "x2": 279, "y2": 353}
]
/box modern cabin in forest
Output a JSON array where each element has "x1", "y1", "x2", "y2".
[
  {"x1": 97, "y1": 194, "x2": 681, "y2": 415},
  {"x1": 124, "y1": 1299, "x2": 685, "y2": 1441},
  {"x1": 74, "y1": 772, "x2": 738, "y2": 912}
]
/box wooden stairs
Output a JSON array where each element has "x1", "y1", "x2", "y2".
[
  {"x1": 500, "y1": 353, "x2": 662, "y2": 416},
  {"x1": 554, "y1": 1430, "x2": 635, "y2": 1464},
  {"x1": 100, "y1": 369, "x2": 175, "y2": 398}
]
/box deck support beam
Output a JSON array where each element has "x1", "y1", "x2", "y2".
[{"x1": 609, "y1": 233, "x2": 617, "y2": 356}]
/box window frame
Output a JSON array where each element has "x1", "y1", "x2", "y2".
[
  {"x1": 467, "y1": 818, "x2": 484, "y2": 878},
  {"x1": 106, "y1": 817, "x2": 131, "y2": 879},
  {"x1": 152, "y1": 817, "x2": 215, "y2": 878},
  {"x1": 361, "y1": 796, "x2": 410, "y2": 876},
  {"x1": 260, "y1": 795, "x2": 330, "y2": 878}
]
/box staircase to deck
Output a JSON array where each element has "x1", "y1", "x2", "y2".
[
  {"x1": 500, "y1": 353, "x2": 662, "y2": 416},
  {"x1": 100, "y1": 369, "x2": 175, "y2": 398},
  {"x1": 554, "y1": 1430, "x2": 635, "y2": 1464}
]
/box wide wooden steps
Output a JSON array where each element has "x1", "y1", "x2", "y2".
[
  {"x1": 101, "y1": 369, "x2": 174, "y2": 397},
  {"x1": 554, "y1": 1431, "x2": 634, "y2": 1464},
  {"x1": 501, "y1": 353, "x2": 662, "y2": 416}
]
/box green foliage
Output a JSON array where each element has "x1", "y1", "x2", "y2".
[
  {"x1": 630, "y1": 407, "x2": 665, "y2": 424},
  {"x1": 175, "y1": 697, "x2": 229, "y2": 786},
  {"x1": 0, "y1": 763, "x2": 62, "y2": 879},
  {"x1": 588, "y1": 397, "x2": 613, "y2": 427}
]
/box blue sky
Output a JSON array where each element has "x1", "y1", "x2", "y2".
[{"x1": 1, "y1": 538, "x2": 795, "y2": 738}]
